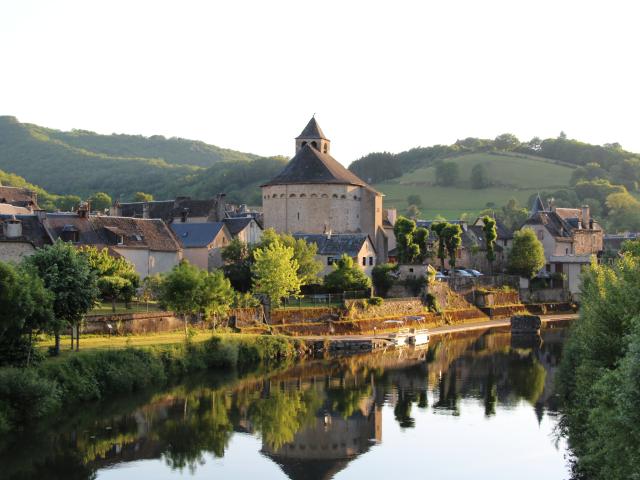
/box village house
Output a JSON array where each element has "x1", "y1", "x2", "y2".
[
  {"x1": 0, "y1": 213, "x2": 51, "y2": 263},
  {"x1": 112, "y1": 195, "x2": 227, "y2": 223},
  {"x1": 44, "y1": 205, "x2": 182, "y2": 277},
  {"x1": 261, "y1": 117, "x2": 388, "y2": 267},
  {"x1": 170, "y1": 222, "x2": 232, "y2": 270},
  {"x1": 223, "y1": 216, "x2": 263, "y2": 245},
  {"x1": 292, "y1": 233, "x2": 377, "y2": 277},
  {"x1": 0, "y1": 184, "x2": 40, "y2": 211},
  {"x1": 521, "y1": 195, "x2": 604, "y2": 297}
]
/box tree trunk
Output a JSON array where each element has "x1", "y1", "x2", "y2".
[
  {"x1": 54, "y1": 331, "x2": 61, "y2": 356},
  {"x1": 70, "y1": 325, "x2": 74, "y2": 350},
  {"x1": 76, "y1": 326, "x2": 80, "y2": 351},
  {"x1": 26, "y1": 331, "x2": 33, "y2": 367}
]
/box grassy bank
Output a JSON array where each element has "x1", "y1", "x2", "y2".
[{"x1": 0, "y1": 334, "x2": 304, "y2": 435}]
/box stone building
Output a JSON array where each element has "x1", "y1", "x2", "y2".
[
  {"x1": 170, "y1": 222, "x2": 232, "y2": 270},
  {"x1": 0, "y1": 213, "x2": 51, "y2": 263},
  {"x1": 261, "y1": 118, "x2": 388, "y2": 262},
  {"x1": 521, "y1": 195, "x2": 604, "y2": 297}
]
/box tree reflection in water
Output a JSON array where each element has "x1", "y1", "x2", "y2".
[{"x1": 0, "y1": 326, "x2": 569, "y2": 480}]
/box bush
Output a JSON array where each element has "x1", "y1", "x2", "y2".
[
  {"x1": 367, "y1": 297, "x2": 383, "y2": 306},
  {"x1": 425, "y1": 293, "x2": 441, "y2": 313},
  {"x1": 371, "y1": 264, "x2": 397, "y2": 297},
  {"x1": 0, "y1": 368, "x2": 61, "y2": 427}
]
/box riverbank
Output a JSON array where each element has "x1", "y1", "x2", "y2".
[{"x1": 0, "y1": 334, "x2": 305, "y2": 436}]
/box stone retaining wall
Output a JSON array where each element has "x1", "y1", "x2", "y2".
[
  {"x1": 344, "y1": 297, "x2": 426, "y2": 320},
  {"x1": 84, "y1": 311, "x2": 184, "y2": 335},
  {"x1": 270, "y1": 307, "x2": 342, "y2": 325}
]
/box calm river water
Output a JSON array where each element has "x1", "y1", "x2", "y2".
[{"x1": 2, "y1": 325, "x2": 572, "y2": 480}]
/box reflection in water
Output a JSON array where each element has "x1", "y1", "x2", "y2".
[{"x1": 0, "y1": 326, "x2": 570, "y2": 480}]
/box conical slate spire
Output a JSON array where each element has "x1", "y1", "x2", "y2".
[
  {"x1": 296, "y1": 117, "x2": 327, "y2": 140},
  {"x1": 530, "y1": 193, "x2": 546, "y2": 216}
]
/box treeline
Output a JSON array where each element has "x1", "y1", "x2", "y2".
[
  {"x1": 349, "y1": 132, "x2": 640, "y2": 190},
  {"x1": 0, "y1": 116, "x2": 286, "y2": 204},
  {"x1": 558, "y1": 240, "x2": 640, "y2": 479}
]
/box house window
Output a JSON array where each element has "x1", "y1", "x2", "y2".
[
  {"x1": 565, "y1": 248, "x2": 569, "y2": 255},
  {"x1": 538, "y1": 231, "x2": 544, "y2": 241},
  {"x1": 362, "y1": 257, "x2": 366, "y2": 266},
  {"x1": 369, "y1": 257, "x2": 374, "y2": 266},
  {"x1": 409, "y1": 267, "x2": 414, "y2": 273},
  {"x1": 297, "y1": 212, "x2": 300, "y2": 220},
  {"x1": 117, "y1": 235, "x2": 124, "y2": 245},
  {"x1": 327, "y1": 257, "x2": 337, "y2": 266}
]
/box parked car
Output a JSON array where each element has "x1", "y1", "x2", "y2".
[
  {"x1": 435, "y1": 272, "x2": 448, "y2": 281},
  {"x1": 464, "y1": 269, "x2": 484, "y2": 277},
  {"x1": 453, "y1": 269, "x2": 474, "y2": 277}
]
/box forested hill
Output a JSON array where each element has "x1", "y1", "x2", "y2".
[
  {"x1": 0, "y1": 116, "x2": 287, "y2": 204},
  {"x1": 349, "y1": 133, "x2": 640, "y2": 189}
]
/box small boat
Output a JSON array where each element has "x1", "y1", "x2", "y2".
[
  {"x1": 388, "y1": 327, "x2": 411, "y2": 346},
  {"x1": 407, "y1": 328, "x2": 430, "y2": 346}
]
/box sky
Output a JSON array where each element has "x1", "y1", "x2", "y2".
[{"x1": 1, "y1": 0, "x2": 639, "y2": 165}]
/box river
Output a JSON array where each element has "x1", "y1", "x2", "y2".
[{"x1": 1, "y1": 324, "x2": 572, "y2": 479}]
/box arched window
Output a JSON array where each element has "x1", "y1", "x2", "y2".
[
  {"x1": 301, "y1": 141, "x2": 307, "y2": 147},
  {"x1": 353, "y1": 195, "x2": 358, "y2": 200},
  {"x1": 280, "y1": 194, "x2": 285, "y2": 198},
  {"x1": 300, "y1": 193, "x2": 306, "y2": 198},
  {"x1": 340, "y1": 194, "x2": 346, "y2": 199},
  {"x1": 272, "y1": 194, "x2": 278, "y2": 198},
  {"x1": 311, "y1": 141, "x2": 318, "y2": 149},
  {"x1": 332, "y1": 194, "x2": 338, "y2": 199},
  {"x1": 289, "y1": 193, "x2": 296, "y2": 198},
  {"x1": 311, "y1": 193, "x2": 318, "y2": 198},
  {"x1": 321, "y1": 194, "x2": 328, "y2": 198}
]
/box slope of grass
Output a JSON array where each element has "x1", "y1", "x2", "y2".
[{"x1": 376, "y1": 152, "x2": 575, "y2": 219}]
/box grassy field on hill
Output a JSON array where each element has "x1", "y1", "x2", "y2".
[{"x1": 376, "y1": 152, "x2": 575, "y2": 219}]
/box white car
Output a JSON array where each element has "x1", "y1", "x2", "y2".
[
  {"x1": 453, "y1": 269, "x2": 474, "y2": 277},
  {"x1": 464, "y1": 269, "x2": 484, "y2": 277}
]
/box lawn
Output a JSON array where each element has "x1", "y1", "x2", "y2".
[
  {"x1": 37, "y1": 330, "x2": 222, "y2": 353},
  {"x1": 375, "y1": 152, "x2": 575, "y2": 219}
]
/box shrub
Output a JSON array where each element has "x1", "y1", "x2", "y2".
[
  {"x1": 371, "y1": 264, "x2": 397, "y2": 297},
  {"x1": 0, "y1": 368, "x2": 61, "y2": 427},
  {"x1": 367, "y1": 297, "x2": 383, "y2": 306},
  {"x1": 425, "y1": 293, "x2": 441, "y2": 313}
]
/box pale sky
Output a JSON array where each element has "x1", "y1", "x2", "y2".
[{"x1": 1, "y1": 0, "x2": 639, "y2": 165}]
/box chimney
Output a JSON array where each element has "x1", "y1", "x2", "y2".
[
  {"x1": 78, "y1": 202, "x2": 90, "y2": 218},
  {"x1": 548, "y1": 198, "x2": 556, "y2": 212},
  {"x1": 581, "y1": 205, "x2": 591, "y2": 229},
  {"x1": 142, "y1": 202, "x2": 150, "y2": 219},
  {"x1": 3, "y1": 216, "x2": 22, "y2": 238}
]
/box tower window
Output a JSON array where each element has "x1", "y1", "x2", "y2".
[
  {"x1": 301, "y1": 141, "x2": 307, "y2": 147},
  {"x1": 280, "y1": 194, "x2": 285, "y2": 198},
  {"x1": 323, "y1": 144, "x2": 328, "y2": 153},
  {"x1": 300, "y1": 193, "x2": 306, "y2": 198},
  {"x1": 311, "y1": 141, "x2": 318, "y2": 149},
  {"x1": 297, "y1": 212, "x2": 300, "y2": 220},
  {"x1": 340, "y1": 194, "x2": 346, "y2": 199},
  {"x1": 311, "y1": 193, "x2": 317, "y2": 198},
  {"x1": 289, "y1": 193, "x2": 296, "y2": 198},
  {"x1": 332, "y1": 194, "x2": 338, "y2": 199},
  {"x1": 272, "y1": 194, "x2": 277, "y2": 198},
  {"x1": 321, "y1": 194, "x2": 328, "y2": 198}
]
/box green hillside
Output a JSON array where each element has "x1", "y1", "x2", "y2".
[
  {"x1": 0, "y1": 116, "x2": 285, "y2": 203},
  {"x1": 376, "y1": 152, "x2": 575, "y2": 219}
]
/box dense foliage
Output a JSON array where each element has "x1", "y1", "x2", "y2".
[
  {"x1": 372, "y1": 263, "x2": 398, "y2": 297},
  {"x1": 507, "y1": 229, "x2": 545, "y2": 278},
  {"x1": 558, "y1": 247, "x2": 640, "y2": 479},
  {"x1": 252, "y1": 240, "x2": 302, "y2": 305},
  {"x1": 323, "y1": 254, "x2": 372, "y2": 293}
]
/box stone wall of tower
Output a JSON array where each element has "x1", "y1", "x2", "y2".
[{"x1": 262, "y1": 184, "x2": 365, "y2": 234}]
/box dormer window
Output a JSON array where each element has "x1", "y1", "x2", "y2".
[{"x1": 117, "y1": 235, "x2": 124, "y2": 245}]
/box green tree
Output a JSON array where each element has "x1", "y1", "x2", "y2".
[
  {"x1": 97, "y1": 275, "x2": 131, "y2": 313},
  {"x1": 507, "y1": 229, "x2": 545, "y2": 278},
  {"x1": 493, "y1": 133, "x2": 520, "y2": 151},
  {"x1": 413, "y1": 227, "x2": 431, "y2": 262},
  {"x1": 25, "y1": 241, "x2": 98, "y2": 353},
  {"x1": 406, "y1": 204, "x2": 421, "y2": 220},
  {"x1": 498, "y1": 198, "x2": 529, "y2": 231},
  {"x1": 221, "y1": 238, "x2": 253, "y2": 292},
  {"x1": 132, "y1": 191, "x2": 154, "y2": 202},
  {"x1": 443, "y1": 224, "x2": 463, "y2": 270},
  {"x1": 393, "y1": 216, "x2": 420, "y2": 263},
  {"x1": 470, "y1": 163, "x2": 490, "y2": 189},
  {"x1": 407, "y1": 194, "x2": 422, "y2": 207},
  {"x1": 620, "y1": 239, "x2": 640, "y2": 257},
  {"x1": 252, "y1": 240, "x2": 301, "y2": 306},
  {"x1": 431, "y1": 222, "x2": 449, "y2": 271},
  {"x1": 260, "y1": 229, "x2": 322, "y2": 286},
  {"x1": 482, "y1": 216, "x2": 497, "y2": 273},
  {"x1": 371, "y1": 263, "x2": 398, "y2": 297},
  {"x1": 323, "y1": 254, "x2": 372, "y2": 293},
  {"x1": 434, "y1": 162, "x2": 459, "y2": 186},
  {"x1": 606, "y1": 192, "x2": 640, "y2": 231},
  {"x1": 55, "y1": 194, "x2": 81, "y2": 212},
  {"x1": 198, "y1": 270, "x2": 235, "y2": 328},
  {"x1": 0, "y1": 262, "x2": 53, "y2": 365},
  {"x1": 88, "y1": 192, "x2": 112, "y2": 211}
]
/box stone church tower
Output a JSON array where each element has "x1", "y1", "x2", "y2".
[{"x1": 261, "y1": 117, "x2": 388, "y2": 261}]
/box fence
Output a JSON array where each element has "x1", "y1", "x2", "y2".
[{"x1": 280, "y1": 290, "x2": 370, "y2": 309}]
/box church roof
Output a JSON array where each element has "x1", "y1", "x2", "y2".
[
  {"x1": 296, "y1": 117, "x2": 327, "y2": 139},
  {"x1": 262, "y1": 144, "x2": 378, "y2": 192},
  {"x1": 530, "y1": 194, "x2": 546, "y2": 216}
]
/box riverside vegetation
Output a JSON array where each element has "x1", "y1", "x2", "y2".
[
  {"x1": 558, "y1": 239, "x2": 640, "y2": 479},
  {"x1": 0, "y1": 334, "x2": 303, "y2": 436}
]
